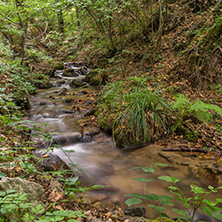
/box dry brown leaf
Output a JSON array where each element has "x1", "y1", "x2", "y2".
[{"x1": 48, "y1": 189, "x2": 63, "y2": 202}]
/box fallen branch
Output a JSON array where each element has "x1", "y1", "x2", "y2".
[{"x1": 163, "y1": 147, "x2": 208, "y2": 153}]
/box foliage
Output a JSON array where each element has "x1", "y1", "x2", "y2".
[
  {"x1": 0, "y1": 189, "x2": 86, "y2": 222},
  {"x1": 171, "y1": 94, "x2": 222, "y2": 133},
  {"x1": 125, "y1": 163, "x2": 173, "y2": 219},
  {"x1": 98, "y1": 80, "x2": 171, "y2": 148},
  {"x1": 98, "y1": 78, "x2": 222, "y2": 147},
  {"x1": 158, "y1": 176, "x2": 222, "y2": 222},
  {"x1": 125, "y1": 165, "x2": 222, "y2": 222}
]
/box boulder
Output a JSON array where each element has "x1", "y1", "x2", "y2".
[
  {"x1": 0, "y1": 177, "x2": 44, "y2": 203},
  {"x1": 35, "y1": 151, "x2": 70, "y2": 171},
  {"x1": 70, "y1": 79, "x2": 85, "y2": 88},
  {"x1": 85, "y1": 69, "x2": 106, "y2": 85},
  {"x1": 52, "y1": 62, "x2": 64, "y2": 70},
  {"x1": 64, "y1": 61, "x2": 85, "y2": 69},
  {"x1": 63, "y1": 69, "x2": 79, "y2": 77},
  {"x1": 124, "y1": 206, "x2": 146, "y2": 217},
  {"x1": 38, "y1": 81, "x2": 53, "y2": 89},
  {"x1": 80, "y1": 66, "x2": 90, "y2": 75}
]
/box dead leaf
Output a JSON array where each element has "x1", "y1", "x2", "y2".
[{"x1": 48, "y1": 189, "x2": 63, "y2": 202}]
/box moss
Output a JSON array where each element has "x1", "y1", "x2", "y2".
[
  {"x1": 148, "y1": 217, "x2": 182, "y2": 222},
  {"x1": 98, "y1": 117, "x2": 112, "y2": 134},
  {"x1": 184, "y1": 129, "x2": 198, "y2": 142},
  {"x1": 85, "y1": 70, "x2": 102, "y2": 85},
  {"x1": 52, "y1": 62, "x2": 64, "y2": 70}
]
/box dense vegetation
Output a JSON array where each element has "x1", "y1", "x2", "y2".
[{"x1": 0, "y1": 0, "x2": 222, "y2": 221}]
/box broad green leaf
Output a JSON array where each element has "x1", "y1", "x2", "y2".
[
  {"x1": 168, "y1": 186, "x2": 179, "y2": 191},
  {"x1": 133, "y1": 178, "x2": 154, "y2": 182},
  {"x1": 172, "y1": 208, "x2": 190, "y2": 218},
  {"x1": 154, "y1": 163, "x2": 168, "y2": 167},
  {"x1": 69, "y1": 177, "x2": 79, "y2": 184},
  {"x1": 148, "y1": 204, "x2": 166, "y2": 213},
  {"x1": 215, "y1": 212, "x2": 222, "y2": 220},
  {"x1": 216, "y1": 198, "x2": 222, "y2": 203},
  {"x1": 191, "y1": 185, "x2": 206, "y2": 194},
  {"x1": 201, "y1": 206, "x2": 213, "y2": 217},
  {"x1": 158, "y1": 176, "x2": 180, "y2": 183},
  {"x1": 203, "y1": 199, "x2": 217, "y2": 206},
  {"x1": 125, "y1": 193, "x2": 143, "y2": 198},
  {"x1": 142, "y1": 167, "x2": 156, "y2": 173},
  {"x1": 0, "y1": 191, "x2": 6, "y2": 197},
  {"x1": 125, "y1": 198, "x2": 142, "y2": 206}
]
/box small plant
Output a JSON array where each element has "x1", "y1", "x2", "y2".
[
  {"x1": 158, "y1": 176, "x2": 222, "y2": 222},
  {"x1": 125, "y1": 165, "x2": 222, "y2": 222},
  {"x1": 125, "y1": 163, "x2": 173, "y2": 219},
  {"x1": 0, "y1": 189, "x2": 86, "y2": 222},
  {"x1": 171, "y1": 94, "x2": 222, "y2": 132}
]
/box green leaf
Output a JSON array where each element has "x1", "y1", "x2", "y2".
[
  {"x1": 168, "y1": 186, "x2": 179, "y2": 191},
  {"x1": 191, "y1": 185, "x2": 206, "y2": 194},
  {"x1": 125, "y1": 193, "x2": 142, "y2": 198},
  {"x1": 216, "y1": 198, "x2": 222, "y2": 203},
  {"x1": 133, "y1": 178, "x2": 154, "y2": 182},
  {"x1": 215, "y1": 212, "x2": 222, "y2": 220},
  {"x1": 201, "y1": 206, "x2": 213, "y2": 217},
  {"x1": 142, "y1": 167, "x2": 156, "y2": 173},
  {"x1": 172, "y1": 208, "x2": 190, "y2": 218},
  {"x1": 154, "y1": 163, "x2": 168, "y2": 167},
  {"x1": 158, "y1": 176, "x2": 180, "y2": 183},
  {"x1": 125, "y1": 198, "x2": 142, "y2": 206},
  {"x1": 0, "y1": 191, "x2": 6, "y2": 197}
]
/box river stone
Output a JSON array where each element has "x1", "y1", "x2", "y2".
[
  {"x1": 52, "y1": 62, "x2": 64, "y2": 70},
  {"x1": 85, "y1": 70, "x2": 101, "y2": 85},
  {"x1": 36, "y1": 151, "x2": 70, "y2": 171},
  {"x1": 0, "y1": 177, "x2": 44, "y2": 202},
  {"x1": 124, "y1": 207, "x2": 146, "y2": 217},
  {"x1": 63, "y1": 69, "x2": 79, "y2": 77},
  {"x1": 70, "y1": 79, "x2": 85, "y2": 88},
  {"x1": 64, "y1": 61, "x2": 85, "y2": 68},
  {"x1": 130, "y1": 217, "x2": 148, "y2": 222},
  {"x1": 80, "y1": 66, "x2": 90, "y2": 75},
  {"x1": 38, "y1": 81, "x2": 53, "y2": 89}
]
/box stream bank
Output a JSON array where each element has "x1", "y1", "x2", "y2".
[{"x1": 27, "y1": 62, "x2": 222, "y2": 220}]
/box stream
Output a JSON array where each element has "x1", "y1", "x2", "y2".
[{"x1": 27, "y1": 62, "x2": 221, "y2": 220}]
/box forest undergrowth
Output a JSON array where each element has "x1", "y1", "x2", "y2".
[{"x1": 0, "y1": 0, "x2": 222, "y2": 221}]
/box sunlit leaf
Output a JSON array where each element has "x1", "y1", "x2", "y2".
[{"x1": 125, "y1": 198, "x2": 142, "y2": 206}]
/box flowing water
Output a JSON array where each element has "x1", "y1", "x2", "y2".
[{"x1": 27, "y1": 64, "x2": 221, "y2": 219}]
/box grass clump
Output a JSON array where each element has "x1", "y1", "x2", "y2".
[
  {"x1": 98, "y1": 80, "x2": 171, "y2": 148},
  {"x1": 98, "y1": 81, "x2": 222, "y2": 148}
]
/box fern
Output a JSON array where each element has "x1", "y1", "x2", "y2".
[{"x1": 173, "y1": 94, "x2": 222, "y2": 123}]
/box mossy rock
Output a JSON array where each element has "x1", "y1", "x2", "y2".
[
  {"x1": 63, "y1": 69, "x2": 79, "y2": 77},
  {"x1": 148, "y1": 217, "x2": 182, "y2": 222},
  {"x1": 37, "y1": 81, "x2": 53, "y2": 89},
  {"x1": 52, "y1": 62, "x2": 64, "y2": 70},
  {"x1": 70, "y1": 79, "x2": 85, "y2": 88},
  {"x1": 85, "y1": 69, "x2": 108, "y2": 85},
  {"x1": 95, "y1": 58, "x2": 108, "y2": 68},
  {"x1": 98, "y1": 117, "x2": 112, "y2": 134}
]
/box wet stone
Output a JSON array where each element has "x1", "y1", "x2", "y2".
[
  {"x1": 36, "y1": 151, "x2": 70, "y2": 171},
  {"x1": 124, "y1": 207, "x2": 146, "y2": 217}
]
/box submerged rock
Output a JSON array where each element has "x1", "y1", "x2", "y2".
[
  {"x1": 37, "y1": 81, "x2": 53, "y2": 89},
  {"x1": 70, "y1": 79, "x2": 85, "y2": 88}
]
